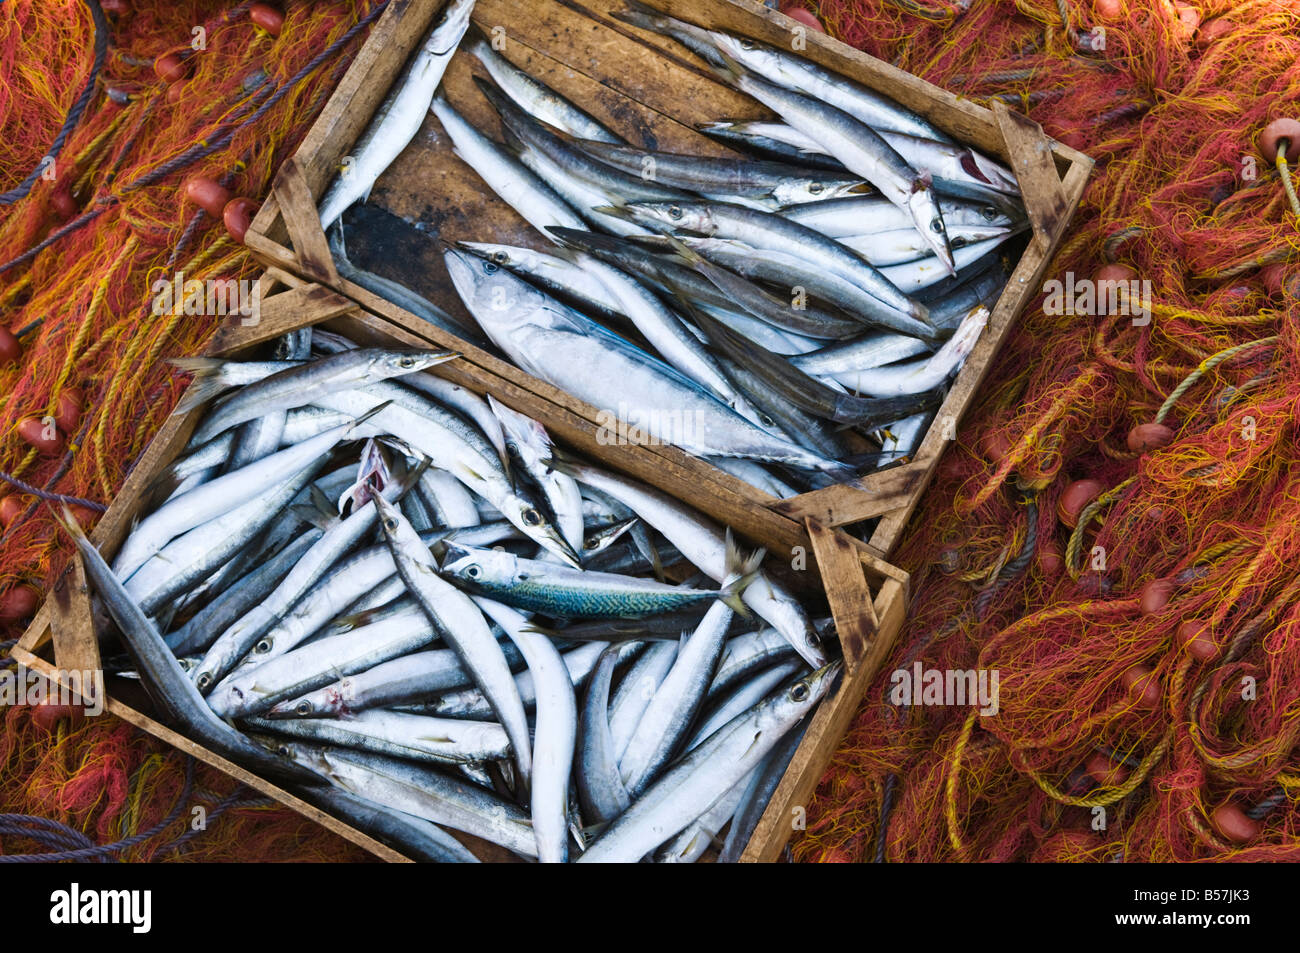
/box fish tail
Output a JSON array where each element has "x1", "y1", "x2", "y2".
[
  {"x1": 609, "y1": 0, "x2": 662, "y2": 30},
  {"x1": 719, "y1": 528, "x2": 765, "y2": 615},
  {"x1": 169, "y1": 357, "x2": 237, "y2": 415}
]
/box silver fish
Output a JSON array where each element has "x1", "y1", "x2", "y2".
[{"x1": 317, "y1": 0, "x2": 475, "y2": 229}]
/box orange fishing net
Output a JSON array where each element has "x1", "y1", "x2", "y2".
[
  {"x1": 790, "y1": 0, "x2": 1300, "y2": 861},
  {"x1": 0, "y1": 0, "x2": 386, "y2": 861}
]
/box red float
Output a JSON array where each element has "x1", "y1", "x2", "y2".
[
  {"x1": 155, "y1": 52, "x2": 188, "y2": 84},
  {"x1": 0, "y1": 326, "x2": 21, "y2": 362},
  {"x1": 185, "y1": 176, "x2": 233, "y2": 218},
  {"x1": 1138, "y1": 577, "x2": 1173, "y2": 614},
  {"x1": 1057, "y1": 478, "x2": 1105, "y2": 528},
  {"x1": 1259, "y1": 118, "x2": 1300, "y2": 164},
  {"x1": 1211, "y1": 802, "x2": 1259, "y2": 844},
  {"x1": 1177, "y1": 620, "x2": 1218, "y2": 661},
  {"x1": 250, "y1": 3, "x2": 286, "y2": 36},
  {"x1": 223, "y1": 197, "x2": 260, "y2": 243},
  {"x1": 16, "y1": 416, "x2": 62, "y2": 454},
  {"x1": 0, "y1": 585, "x2": 39, "y2": 622},
  {"x1": 1121, "y1": 665, "x2": 1160, "y2": 708},
  {"x1": 1127, "y1": 422, "x2": 1174, "y2": 453}
]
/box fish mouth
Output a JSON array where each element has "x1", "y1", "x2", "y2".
[{"x1": 908, "y1": 189, "x2": 957, "y2": 277}]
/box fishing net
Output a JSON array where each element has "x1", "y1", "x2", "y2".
[
  {"x1": 3, "y1": 0, "x2": 1299, "y2": 862},
  {"x1": 0, "y1": 0, "x2": 388, "y2": 862},
  {"x1": 787, "y1": 0, "x2": 1300, "y2": 862}
]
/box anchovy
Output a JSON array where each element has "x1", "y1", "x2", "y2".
[
  {"x1": 316, "y1": 0, "x2": 475, "y2": 229},
  {"x1": 467, "y1": 29, "x2": 624, "y2": 143},
  {"x1": 707, "y1": 628, "x2": 801, "y2": 700},
  {"x1": 439, "y1": 543, "x2": 755, "y2": 619},
  {"x1": 553, "y1": 460, "x2": 826, "y2": 667},
  {"x1": 822, "y1": 305, "x2": 988, "y2": 396},
  {"x1": 613, "y1": 200, "x2": 929, "y2": 320},
  {"x1": 418, "y1": 468, "x2": 482, "y2": 528},
  {"x1": 608, "y1": 640, "x2": 678, "y2": 761},
  {"x1": 443, "y1": 247, "x2": 848, "y2": 474},
  {"x1": 691, "y1": 659, "x2": 808, "y2": 747},
  {"x1": 576, "y1": 646, "x2": 631, "y2": 825},
  {"x1": 782, "y1": 192, "x2": 1019, "y2": 238},
  {"x1": 577, "y1": 663, "x2": 839, "y2": 862},
  {"x1": 696, "y1": 120, "x2": 850, "y2": 172},
  {"x1": 717, "y1": 720, "x2": 809, "y2": 862},
  {"x1": 246, "y1": 710, "x2": 511, "y2": 766},
  {"x1": 50, "y1": 508, "x2": 322, "y2": 788},
  {"x1": 487, "y1": 396, "x2": 584, "y2": 554},
  {"x1": 297, "y1": 784, "x2": 480, "y2": 863},
  {"x1": 430, "y1": 94, "x2": 586, "y2": 236},
  {"x1": 610, "y1": 1, "x2": 726, "y2": 66},
  {"x1": 476, "y1": 598, "x2": 577, "y2": 862},
  {"x1": 376, "y1": 495, "x2": 533, "y2": 789},
  {"x1": 456, "y1": 241, "x2": 625, "y2": 322},
  {"x1": 708, "y1": 59, "x2": 955, "y2": 273}
]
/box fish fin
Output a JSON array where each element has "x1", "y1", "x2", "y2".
[
  {"x1": 708, "y1": 45, "x2": 747, "y2": 86},
  {"x1": 290, "y1": 504, "x2": 333, "y2": 532},
  {"x1": 309, "y1": 485, "x2": 337, "y2": 519},
  {"x1": 718, "y1": 528, "x2": 764, "y2": 616},
  {"x1": 169, "y1": 357, "x2": 235, "y2": 415},
  {"x1": 345, "y1": 400, "x2": 391, "y2": 436}
]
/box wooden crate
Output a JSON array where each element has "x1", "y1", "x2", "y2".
[
  {"x1": 10, "y1": 270, "x2": 910, "y2": 863},
  {"x1": 244, "y1": 0, "x2": 1093, "y2": 563}
]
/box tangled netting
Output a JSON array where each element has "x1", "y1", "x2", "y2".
[
  {"x1": 787, "y1": 0, "x2": 1300, "y2": 862},
  {"x1": 0, "y1": 0, "x2": 389, "y2": 862}
]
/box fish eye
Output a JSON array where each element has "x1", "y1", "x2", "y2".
[
  {"x1": 522, "y1": 508, "x2": 542, "y2": 526},
  {"x1": 398, "y1": 355, "x2": 417, "y2": 368},
  {"x1": 255, "y1": 638, "x2": 273, "y2": 654},
  {"x1": 295, "y1": 701, "x2": 312, "y2": 716},
  {"x1": 196, "y1": 673, "x2": 211, "y2": 690},
  {"x1": 740, "y1": 39, "x2": 755, "y2": 50},
  {"x1": 384, "y1": 517, "x2": 398, "y2": 531},
  {"x1": 491, "y1": 251, "x2": 509, "y2": 264},
  {"x1": 466, "y1": 565, "x2": 481, "y2": 578},
  {"x1": 483, "y1": 261, "x2": 499, "y2": 275},
  {"x1": 277, "y1": 744, "x2": 291, "y2": 757},
  {"x1": 982, "y1": 206, "x2": 998, "y2": 221},
  {"x1": 668, "y1": 205, "x2": 683, "y2": 220},
  {"x1": 789, "y1": 681, "x2": 810, "y2": 702},
  {"x1": 931, "y1": 218, "x2": 946, "y2": 233},
  {"x1": 808, "y1": 182, "x2": 823, "y2": 194},
  {"x1": 760, "y1": 413, "x2": 776, "y2": 428}
]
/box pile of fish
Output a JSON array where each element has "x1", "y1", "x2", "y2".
[
  {"x1": 319, "y1": 0, "x2": 1026, "y2": 499},
  {"x1": 59, "y1": 329, "x2": 841, "y2": 862}
]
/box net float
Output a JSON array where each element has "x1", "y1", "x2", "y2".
[
  {"x1": 1197, "y1": 17, "x2": 1234, "y2": 45},
  {"x1": 1094, "y1": 0, "x2": 1124, "y2": 18},
  {"x1": 1057, "y1": 478, "x2": 1105, "y2": 527},
  {"x1": 0, "y1": 326, "x2": 21, "y2": 362},
  {"x1": 1085, "y1": 753, "x2": 1130, "y2": 786},
  {"x1": 1259, "y1": 117, "x2": 1300, "y2": 164},
  {"x1": 1120, "y1": 664, "x2": 1160, "y2": 708},
  {"x1": 1127, "y1": 422, "x2": 1174, "y2": 453},
  {"x1": 30, "y1": 704, "x2": 88, "y2": 733},
  {"x1": 50, "y1": 187, "x2": 78, "y2": 221},
  {"x1": 0, "y1": 584, "x2": 39, "y2": 622},
  {"x1": 1138, "y1": 577, "x2": 1173, "y2": 614},
  {"x1": 980, "y1": 427, "x2": 1013, "y2": 464},
  {"x1": 250, "y1": 3, "x2": 286, "y2": 36},
  {"x1": 0, "y1": 495, "x2": 22, "y2": 528},
  {"x1": 1261, "y1": 262, "x2": 1287, "y2": 297},
  {"x1": 1038, "y1": 537, "x2": 1064, "y2": 577},
  {"x1": 155, "y1": 52, "x2": 188, "y2": 84},
  {"x1": 779, "y1": 5, "x2": 825, "y2": 32},
  {"x1": 184, "y1": 176, "x2": 233, "y2": 218},
  {"x1": 100, "y1": 0, "x2": 129, "y2": 13},
  {"x1": 1172, "y1": 2, "x2": 1200, "y2": 41},
  {"x1": 16, "y1": 416, "x2": 63, "y2": 454},
  {"x1": 223, "y1": 197, "x2": 260, "y2": 243},
  {"x1": 167, "y1": 81, "x2": 188, "y2": 105},
  {"x1": 1210, "y1": 801, "x2": 1260, "y2": 844},
  {"x1": 54, "y1": 387, "x2": 83, "y2": 434},
  {"x1": 1177, "y1": 619, "x2": 1218, "y2": 661},
  {"x1": 1093, "y1": 263, "x2": 1138, "y2": 315}
]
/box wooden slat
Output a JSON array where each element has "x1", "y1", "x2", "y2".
[
  {"x1": 805, "y1": 520, "x2": 876, "y2": 674},
  {"x1": 771, "y1": 461, "x2": 928, "y2": 526},
  {"x1": 48, "y1": 554, "x2": 101, "y2": 680},
  {"x1": 273, "y1": 156, "x2": 341, "y2": 284},
  {"x1": 739, "y1": 573, "x2": 906, "y2": 863}
]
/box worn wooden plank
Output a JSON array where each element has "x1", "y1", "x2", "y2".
[
  {"x1": 739, "y1": 572, "x2": 906, "y2": 862},
  {"x1": 771, "y1": 461, "x2": 928, "y2": 526},
  {"x1": 805, "y1": 519, "x2": 876, "y2": 674},
  {"x1": 273, "y1": 156, "x2": 341, "y2": 284},
  {"x1": 48, "y1": 554, "x2": 101, "y2": 682}
]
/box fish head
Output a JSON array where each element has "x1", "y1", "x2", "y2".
[
  {"x1": 456, "y1": 241, "x2": 521, "y2": 269},
  {"x1": 707, "y1": 31, "x2": 775, "y2": 72},
  {"x1": 444, "y1": 246, "x2": 554, "y2": 345},
  {"x1": 439, "y1": 542, "x2": 521, "y2": 588},
  {"x1": 620, "y1": 201, "x2": 715, "y2": 235},
  {"x1": 907, "y1": 181, "x2": 957, "y2": 276},
  {"x1": 770, "y1": 177, "x2": 871, "y2": 207},
  {"x1": 782, "y1": 660, "x2": 843, "y2": 714},
  {"x1": 497, "y1": 494, "x2": 584, "y2": 569},
  {"x1": 367, "y1": 347, "x2": 460, "y2": 379}
]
